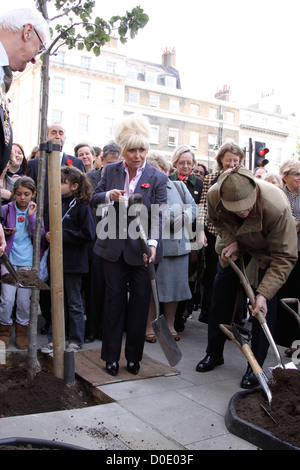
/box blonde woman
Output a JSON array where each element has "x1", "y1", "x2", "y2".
[{"x1": 91, "y1": 114, "x2": 168, "y2": 377}]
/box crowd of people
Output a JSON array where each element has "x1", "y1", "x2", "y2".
[{"x1": 0, "y1": 8, "x2": 299, "y2": 382}]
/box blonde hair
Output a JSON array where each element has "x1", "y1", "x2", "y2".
[
  {"x1": 113, "y1": 114, "x2": 150, "y2": 154},
  {"x1": 147, "y1": 151, "x2": 169, "y2": 173},
  {"x1": 279, "y1": 159, "x2": 300, "y2": 179},
  {"x1": 171, "y1": 145, "x2": 196, "y2": 167},
  {"x1": 262, "y1": 172, "x2": 283, "y2": 188}
]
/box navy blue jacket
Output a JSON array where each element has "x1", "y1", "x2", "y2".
[{"x1": 62, "y1": 196, "x2": 96, "y2": 273}]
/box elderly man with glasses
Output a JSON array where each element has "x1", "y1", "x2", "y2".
[{"x1": 0, "y1": 8, "x2": 49, "y2": 253}]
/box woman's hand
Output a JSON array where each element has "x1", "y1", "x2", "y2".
[
  {"x1": 109, "y1": 189, "x2": 126, "y2": 203},
  {"x1": 143, "y1": 245, "x2": 156, "y2": 266},
  {"x1": 45, "y1": 231, "x2": 50, "y2": 243}
]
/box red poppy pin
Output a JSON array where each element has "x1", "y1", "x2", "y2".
[
  {"x1": 67, "y1": 158, "x2": 73, "y2": 166},
  {"x1": 141, "y1": 182, "x2": 150, "y2": 191},
  {"x1": 18, "y1": 216, "x2": 25, "y2": 223}
]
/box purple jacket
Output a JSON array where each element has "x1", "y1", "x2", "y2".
[{"x1": 2, "y1": 201, "x2": 45, "y2": 258}]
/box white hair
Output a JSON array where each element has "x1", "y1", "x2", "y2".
[{"x1": 0, "y1": 8, "x2": 50, "y2": 46}]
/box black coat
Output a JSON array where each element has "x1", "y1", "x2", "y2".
[
  {"x1": 0, "y1": 100, "x2": 12, "y2": 220},
  {"x1": 26, "y1": 152, "x2": 85, "y2": 231},
  {"x1": 61, "y1": 195, "x2": 96, "y2": 274}
]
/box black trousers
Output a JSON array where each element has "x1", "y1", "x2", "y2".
[
  {"x1": 206, "y1": 260, "x2": 278, "y2": 367},
  {"x1": 101, "y1": 254, "x2": 152, "y2": 363}
]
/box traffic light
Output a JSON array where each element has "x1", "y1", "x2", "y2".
[{"x1": 254, "y1": 141, "x2": 269, "y2": 168}]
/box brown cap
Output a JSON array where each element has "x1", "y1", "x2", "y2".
[{"x1": 218, "y1": 166, "x2": 257, "y2": 212}]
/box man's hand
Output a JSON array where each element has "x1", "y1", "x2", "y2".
[
  {"x1": 250, "y1": 294, "x2": 268, "y2": 318},
  {"x1": 221, "y1": 241, "x2": 240, "y2": 262}
]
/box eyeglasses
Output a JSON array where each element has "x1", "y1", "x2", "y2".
[
  {"x1": 288, "y1": 172, "x2": 300, "y2": 177},
  {"x1": 33, "y1": 28, "x2": 46, "y2": 54}
]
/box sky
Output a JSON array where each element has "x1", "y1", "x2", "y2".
[{"x1": 3, "y1": 0, "x2": 300, "y2": 115}]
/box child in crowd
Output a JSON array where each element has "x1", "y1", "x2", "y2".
[
  {"x1": 0, "y1": 176, "x2": 44, "y2": 349},
  {"x1": 42, "y1": 166, "x2": 96, "y2": 353}
]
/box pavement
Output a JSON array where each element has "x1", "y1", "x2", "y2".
[{"x1": 0, "y1": 310, "x2": 297, "y2": 452}]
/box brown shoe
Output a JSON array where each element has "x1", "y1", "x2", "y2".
[
  {"x1": 0, "y1": 324, "x2": 12, "y2": 348},
  {"x1": 15, "y1": 323, "x2": 28, "y2": 349}
]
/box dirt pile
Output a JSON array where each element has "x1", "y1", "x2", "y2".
[{"x1": 236, "y1": 368, "x2": 300, "y2": 448}]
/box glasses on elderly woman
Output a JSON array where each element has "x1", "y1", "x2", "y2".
[{"x1": 288, "y1": 172, "x2": 300, "y2": 177}]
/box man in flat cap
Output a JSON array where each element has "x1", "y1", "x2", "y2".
[{"x1": 196, "y1": 166, "x2": 298, "y2": 387}]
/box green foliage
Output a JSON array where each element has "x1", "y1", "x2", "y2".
[{"x1": 37, "y1": 0, "x2": 148, "y2": 55}]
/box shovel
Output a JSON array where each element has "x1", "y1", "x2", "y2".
[
  {"x1": 227, "y1": 256, "x2": 296, "y2": 370},
  {"x1": 128, "y1": 194, "x2": 182, "y2": 367},
  {"x1": 0, "y1": 251, "x2": 49, "y2": 290},
  {"x1": 220, "y1": 322, "x2": 272, "y2": 404}
]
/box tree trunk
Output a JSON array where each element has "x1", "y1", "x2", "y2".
[{"x1": 27, "y1": 51, "x2": 50, "y2": 378}]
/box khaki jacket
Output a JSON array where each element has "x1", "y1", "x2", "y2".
[{"x1": 207, "y1": 179, "x2": 298, "y2": 300}]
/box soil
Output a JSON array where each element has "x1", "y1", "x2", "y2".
[
  {"x1": 1, "y1": 270, "x2": 50, "y2": 290},
  {"x1": 235, "y1": 368, "x2": 300, "y2": 448},
  {"x1": 0, "y1": 360, "x2": 99, "y2": 419}
]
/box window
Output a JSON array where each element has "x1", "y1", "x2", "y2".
[
  {"x1": 191, "y1": 104, "x2": 199, "y2": 116},
  {"x1": 105, "y1": 87, "x2": 115, "y2": 104},
  {"x1": 165, "y1": 76, "x2": 177, "y2": 88},
  {"x1": 51, "y1": 110, "x2": 63, "y2": 123},
  {"x1": 150, "y1": 126, "x2": 159, "y2": 144},
  {"x1": 81, "y1": 56, "x2": 91, "y2": 69},
  {"x1": 128, "y1": 91, "x2": 139, "y2": 104},
  {"x1": 104, "y1": 118, "x2": 114, "y2": 137},
  {"x1": 276, "y1": 148, "x2": 282, "y2": 164},
  {"x1": 190, "y1": 131, "x2": 199, "y2": 149},
  {"x1": 209, "y1": 107, "x2": 217, "y2": 119},
  {"x1": 126, "y1": 67, "x2": 137, "y2": 80},
  {"x1": 227, "y1": 111, "x2": 234, "y2": 123},
  {"x1": 79, "y1": 114, "x2": 89, "y2": 133},
  {"x1": 208, "y1": 134, "x2": 217, "y2": 149},
  {"x1": 106, "y1": 61, "x2": 116, "y2": 74},
  {"x1": 149, "y1": 94, "x2": 159, "y2": 108},
  {"x1": 168, "y1": 128, "x2": 178, "y2": 147},
  {"x1": 80, "y1": 82, "x2": 91, "y2": 99},
  {"x1": 53, "y1": 51, "x2": 65, "y2": 63},
  {"x1": 53, "y1": 77, "x2": 64, "y2": 95},
  {"x1": 145, "y1": 71, "x2": 156, "y2": 84},
  {"x1": 170, "y1": 99, "x2": 179, "y2": 112}
]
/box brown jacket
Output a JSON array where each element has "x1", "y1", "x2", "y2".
[{"x1": 207, "y1": 179, "x2": 298, "y2": 300}]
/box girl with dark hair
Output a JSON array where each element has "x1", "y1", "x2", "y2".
[
  {"x1": 42, "y1": 166, "x2": 96, "y2": 353},
  {"x1": 0, "y1": 176, "x2": 45, "y2": 349}
]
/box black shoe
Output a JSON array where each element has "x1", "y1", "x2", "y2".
[
  {"x1": 127, "y1": 361, "x2": 140, "y2": 375},
  {"x1": 105, "y1": 361, "x2": 119, "y2": 376},
  {"x1": 196, "y1": 354, "x2": 224, "y2": 372},
  {"x1": 240, "y1": 366, "x2": 259, "y2": 389},
  {"x1": 84, "y1": 335, "x2": 95, "y2": 343}
]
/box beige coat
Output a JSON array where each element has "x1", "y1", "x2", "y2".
[{"x1": 207, "y1": 179, "x2": 298, "y2": 300}]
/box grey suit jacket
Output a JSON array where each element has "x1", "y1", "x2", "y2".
[{"x1": 91, "y1": 161, "x2": 168, "y2": 265}]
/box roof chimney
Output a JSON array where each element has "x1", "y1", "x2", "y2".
[{"x1": 162, "y1": 47, "x2": 176, "y2": 68}]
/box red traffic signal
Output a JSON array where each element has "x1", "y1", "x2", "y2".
[{"x1": 258, "y1": 148, "x2": 269, "y2": 157}]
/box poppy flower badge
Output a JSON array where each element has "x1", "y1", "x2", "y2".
[
  {"x1": 18, "y1": 216, "x2": 25, "y2": 223},
  {"x1": 141, "y1": 181, "x2": 150, "y2": 191},
  {"x1": 67, "y1": 158, "x2": 73, "y2": 166}
]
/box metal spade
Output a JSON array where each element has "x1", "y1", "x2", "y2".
[{"x1": 128, "y1": 194, "x2": 182, "y2": 367}]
